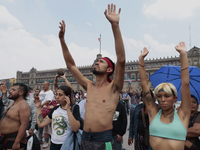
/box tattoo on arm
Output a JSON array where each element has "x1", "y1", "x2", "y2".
[
  {"x1": 143, "y1": 90, "x2": 150, "y2": 97},
  {"x1": 169, "y1": 113, "x2": 174, "y2": 123},
  {"x1": 143, "y1": 91, "x2": 152, "y2": 106},
  {"x1": 38, "y1": 114, "x2": 43, "y2": 123},
  {"x1": 146, "y1": 96, "x2": 152, "y2": 106},
  {"x1": 42, "y1": 117, "x2": 48, "y2": 122}
]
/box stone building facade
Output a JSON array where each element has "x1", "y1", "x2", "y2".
[{"x1": 16, "y1": 46, "x2": 200, "y2": 92}]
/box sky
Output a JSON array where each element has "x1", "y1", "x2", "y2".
[{"x1": 1, "y1": 0, "x2": 200, "y2": 79}]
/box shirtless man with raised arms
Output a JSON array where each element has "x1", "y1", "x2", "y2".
[
  {"x1": 59, "y1": 3, "x2": 125, "y2": 149},
  {"x1": 0, "y1": 83, "x2": 30, "y2": 150}
]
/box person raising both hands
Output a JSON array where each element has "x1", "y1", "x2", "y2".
[
  {"x1": 59, "y1": 3, "x2": 125, "y2": 150},
  {"x1": 139, "y1": 42, "x2": 191, "y2": 150}
]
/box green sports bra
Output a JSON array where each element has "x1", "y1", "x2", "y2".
[{"x1": 149, "y1": 109, "x2": 187, "y2": 141}]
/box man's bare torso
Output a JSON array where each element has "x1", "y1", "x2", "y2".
[
  {"x1": 0, "y1": 100, "x2": 26, "y2": 134},
  {"x1": 83, "y1": 82, "x2": 119, "y2": 132}
]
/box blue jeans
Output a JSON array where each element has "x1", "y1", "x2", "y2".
[
  {"x1": 50, "y1": 142, "x2": 62, "y2": 150},
  {"x1": 113, "y1": 135, "x2": 123, "y2": 150},
  {"x1": 130, "y1": 104, "x2": 136, "y2": 115},
  {"x1": 38, "y1": 127, "x2": 49, "y2": 143},
  {"x1": 82, "y1": 130, "x2": 112, "y2": 142}
]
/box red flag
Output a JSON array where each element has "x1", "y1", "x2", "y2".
[{"x1": 98, "y1": 38, "x2": 100, "y2": 42}]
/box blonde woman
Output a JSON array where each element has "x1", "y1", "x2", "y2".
[{"x1": 139, "y1": 42, "x2": 191, "y2": 150}]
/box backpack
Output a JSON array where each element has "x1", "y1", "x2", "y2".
[
  {"x1": 60, "y1": 130, "x2": 82, "y2": 150},
  {"x1": 71, "y1": 105, "x2": 84, "y2": 130}
]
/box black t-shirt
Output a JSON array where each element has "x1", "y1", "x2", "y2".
[
  {"x1": 185, "y1": 112, "x2": 200, "y2": 149},
  {"x1": 112, "y1": 102, "x2": 127, "y2": 136}
]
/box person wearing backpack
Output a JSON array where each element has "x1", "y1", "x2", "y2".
[{"x1": 34, "y1": 85, "x2": 80, "y2": 150}]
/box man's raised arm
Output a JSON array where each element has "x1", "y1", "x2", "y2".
[
  {"x1": 59, "y1": 20, "x2": 90, "y2": 90},
  {"x1": 105, "y1": 4, "x2": 125, "y2": 92}
]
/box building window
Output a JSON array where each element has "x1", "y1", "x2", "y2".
[
  {"x1": 124, "y1": 74, "x2": 127, "y2": 80},
  {"x1": 137, "y1": 74, "x2": 140, "y2": 81},
  {"x1": 194, "y1": 60, "x2": 198, "y2": 65},
  {"x1": 146, "y1": 73, "x2": 149, "y2": 80},
  {"x1": 131, "y1": 74, "x2": 135, "y2": 81}
]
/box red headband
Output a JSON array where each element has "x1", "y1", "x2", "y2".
[
  {"x1": 100, "y1": 57, "x2": 113, "y2": 83},
  {"x1": 100, "y1": 57, "x2": 113, "y2": 70}
]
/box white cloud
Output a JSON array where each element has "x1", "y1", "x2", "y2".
[
  {"x1": 123, "y1": 36, "x2": 146, "y2": 50},
  {"x1": 123, "y1": 34, "x2": 177, "y2": 61},
  {"x1": 143, "y1": 0, "x2": 200, "y2": 20},
  {"x1": 0, "y1": 25, "x2": 116, "y2": 79},
  {"x1": 0, "y1": 5, "x2": 116, "y2": 79},
  {"x1": 90, "y1": 0, "x2": 95, "y2": 2},
  {"x1": 0, "y1": 5, "x2": 23, "y2": 28},
  {"x1": 142, "y1": 24, "x2": 158, "y2": 28},
  {"x1": 160, "y1": 34, "x2": 167, "y2": 38},
  {"x1": 143, "y1": 34, "x2": 176, "y2": 53},
  {"x1": 68, "y1": 42, "x2": 116, "y2": 65},
  {"x1": 86, "y1": 22, "x2": 92, "y2": 26}
]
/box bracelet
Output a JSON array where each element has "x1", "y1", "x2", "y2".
[
  {"x1": 139, "y1": 63, "x2": 145, "y2": 67},
  {"x1": 181, "y1": 66, "x2": 189, "y2": 71}
]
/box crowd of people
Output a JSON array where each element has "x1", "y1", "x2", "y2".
[{"x1": 0, "y1": 3, "x2": 200, "y2": 150}]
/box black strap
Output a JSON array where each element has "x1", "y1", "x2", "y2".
[
  {"x1": 71, "y1": 104, "x2": 77, "y2": 150},
  {"x1": 73, "y1": 132, "x2": 76, "y2": 150},
  {"x1": 141, "y1": 107, "x2": 147, "y2": 128},
  {"x1": 71, "y1": 104, "x2": 76, "y2": 114},
  {"x1": 71, "y1": 105, "x2": 84, "y2": 130}
]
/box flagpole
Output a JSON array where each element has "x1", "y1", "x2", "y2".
[{"x1": 100, "y1": 34, "x2": 101, "y2": 54}]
